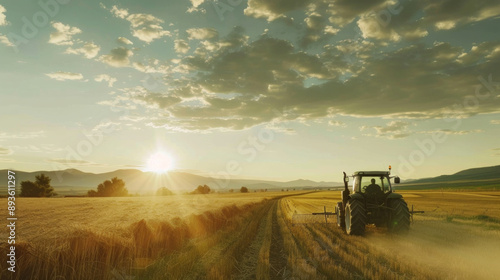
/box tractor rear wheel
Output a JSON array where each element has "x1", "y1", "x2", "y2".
[
  {"x1": 389, "y1": 199, "x2": 410, "y2": 233},
  {"x1": 345, "y1": 199, "x2": 367, "y2": 235},
  {"x1": 336, "y1": 202, "x2": 345, "y2": 228}
]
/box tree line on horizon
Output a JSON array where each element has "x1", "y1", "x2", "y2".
[
  {"x1": 20, "y1": 174, "x2": 258, "y2": 197},
  {"x1": 20, "y1": 174, "x2": 56, "y2": 197}
]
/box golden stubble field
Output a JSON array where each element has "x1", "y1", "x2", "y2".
[
  {"x1": 1, "y1": 190, "x2": 499, "y2": 280},
  {"x1": 285, "y1": 190, "x2": 500, "y2": 280}
]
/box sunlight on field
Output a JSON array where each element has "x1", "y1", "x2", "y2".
[
  {"x1": 281, "y1": 190, "x2": 500, "y2": 280},
  {"x1": 399, "y1": 190, "x2": 500, "y2": 219},
  {"x1": 0, "y1": 192, "x2": 288, "y2": 280},
  {"x1": 1, "y1": 192, "x2": 283, "y2": 244},
  {"x1": 1, "y1": 190, "x2": 499, "y2": 280}
]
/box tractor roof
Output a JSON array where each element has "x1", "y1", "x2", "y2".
[{"x1": 353, "y1": 171, "x2": 390, "y2": 176}]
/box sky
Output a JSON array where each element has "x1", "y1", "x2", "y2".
[{"x1": 0, "y1": 0, "x2": 499, "y2": 182}]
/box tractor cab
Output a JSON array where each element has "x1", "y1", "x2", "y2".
[{"x1": 352, "y1": 171, "x2": 393, "y2": 195}]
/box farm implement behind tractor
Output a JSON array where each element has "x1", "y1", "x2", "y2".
[{"x1": 292, "y1": 166, "x2": 424, "y2": 235}]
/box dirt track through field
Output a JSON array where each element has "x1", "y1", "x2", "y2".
[
  {"x1": 232, "y1": 200, "x2": 288, "y2": 280},
  {"x1": 234, "y1": 201, "x2": 274, "y2": 280},
  {"x1": 268, "y1": 202, "x2": 287, "y2": 279}
]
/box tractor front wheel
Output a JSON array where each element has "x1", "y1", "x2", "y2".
[
  {"x1": 345, "y1": 199, "x2": 367, "y2": 235},
  {"x1": 389, "y1": 199, "x2": 410, "y2": 233}
]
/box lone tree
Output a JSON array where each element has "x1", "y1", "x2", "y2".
[
  {"x1": 192, "y1": 184, "x2": 211, "y2": 194},
  {"x1": 88, "y1": 177, "x2": 128, "y2": 197},
  {"x1": 240, "y1": 186, "x2": 249, "y2": 193},
  {"x1": 156, "y1": 187, "x2": 173, "y2": 196},
  {"x1": 20, "y1": 174, "x2": 56, "y2": 197}
]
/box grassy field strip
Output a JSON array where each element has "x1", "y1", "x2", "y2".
[
  {"x1": 1, "y1": 194, "x2": 284, "y2": 244},
  {"x1": 268, "y1": 201, "x2": 288, "y2": 279},
  {"x1": 255, "y1": 208, "x2": 273, "y2": 279},
  {"x1": 1, "y1": 199, "x2": 273, "y2": 280},
  {"x1": 139, "y1": 199, "x2": 275, "y2": 279},
  {"x1": 233, "y1": 200, "x2": 274, "y2": 280},
  {"x1": 276, "y1": 198, "x2": 331, "y2": 279}
]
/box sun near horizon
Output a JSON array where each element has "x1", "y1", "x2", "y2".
[{"x1": 143, "y1": 151, "x2": 175, "y2": 174}]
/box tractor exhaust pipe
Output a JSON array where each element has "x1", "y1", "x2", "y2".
[{"x1": 342, "y1": 172, "x2": 350, "y2": 207}]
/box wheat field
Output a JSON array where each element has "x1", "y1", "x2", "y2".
[{"x1": 1, "y1": 190, "x2": 499, "y2": 279}]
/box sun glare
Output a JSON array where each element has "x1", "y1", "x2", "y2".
[{"x1": 145, "y1": 151, "x2": 174, "y2": 173}]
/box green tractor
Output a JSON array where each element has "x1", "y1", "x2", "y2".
[{"x1": 335, "y1": 167, "x2": 410, "y2": 235}]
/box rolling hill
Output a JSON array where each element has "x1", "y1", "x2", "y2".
[
  {"x1": 4, "y1": 164, "x2": 498, "y2": 195},
  {"x1": 399, "y1": 165, "x2": 500, "y2": 189},
  {"x1": 0, "y1": 169, "x2": 340, "y2": 195},
  {"x1": 407, "y1": 165, "x2": 500, "y2": 184}
]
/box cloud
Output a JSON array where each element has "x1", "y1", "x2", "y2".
[
  {"x1": 326, "y1": 0, "x2": 388, "y2": 27},
  {"x1": 100, "y1": 36, "x2": 331, "y2": 130},
  {"x1": 92, "y1": 121, "x2": 120, "y2": 132},
  {"x1": 187, "y1": 0, "x2": 206, "y2": 13},
  {"x1": 187, "y1": 28, "x2": 218, "y2": 40},
  {"x1": 0, "y1": 131, "x2": 45, "y2": 139},
  {"x1": 362, "y1": 121, "x2": 412, "y2": 139},
  {"x1": 491, "y1": 120, "x2": 500, "y2": 125},
  {"x1": 242, "y1": 0, "x2": 500, "y2": 44},
  {"x1": 99, "y1": 47, "x2": 133, "y2": 67},
  {"x1": 324, "y1": 26, "x2": 340, "y2": 35},
  {"x1": 184, "y1": 26, "x2": 249, "y2": 55},
  {"x1": 99, "y1": 30, "x2": 500, "y2": 131},
  {"x1": 423, "y1": 0, "x2": 500, "y2": 31},
  {"x1": 355, "y1": 0, "x2": 429, "y2": 42},
  {"x1": 65, "y1": 42, "x2": 101, "y2": 59},
  {"x1": 46, "y1": 71, "x2": 84, "y2": 81},
  {"x1": 48, "y1": 22, "x2": 82, "y2": 46},
  {"x1": 132, "y1": 59, "x2": 170, "y2": 74},
  {"x1": 322, "y1": 38, "x2": 375, "y2": 77},
  {"x1": 300, "y1": 11, "x2": 328, "y2": 47},
  {"x1": 244, "y1": 0, "x2": 313, "y2": 21},
  {"x1": 110, "y1": 5, "x2": 129, "y2": 19},
  {"x1": 9, "y1": 144, "x2": 63, "y2": 153},
  {"x1": 420, "y1": 129, "x2": 483, "y2": 135},
  {"x1": 127, "y1": 14, "x2": 171, "y2": 42},
  {"x1": 109, "y1": 5, "x2": 171, "y2": 43},
  {"x1": 0, "y1": 147, "x2": 12, "y2": 156},
  {"x1": 328, "y1": 120, "x2": 346, "y2": 127},
  {"x1": 95, "y1": 74, "x2": 117, "y2": 87},
  {"x1": 117, "y1": 37, "x2": 133, "y2": 45},
  {"x1": 357, "y1": 15, "x2": 402, "y2": 41},
  {"x1": 174, "y1": 39, "x2": 190, "y2": 54},
  {"x1": 99, "y1": 87, "x2": 182, "y2": 123},
  {"x1": 356, "y1": 0, "x2": 500, "y2": 42},
  {"x1": 190, "y1": 0, "x2": 205, "y2": 8},
  {"x1": 47, "y1": 159, "x2": 95, "y2": 165},
  {"x1": 0, "y1": 33, "x2": 14, "y2": 47},
  {"x1": 0, "y1": 5, "x2": 8, "y2": 26},
  {"x1": 375, "y1": 121, "x2": 409, "y2": 133}
]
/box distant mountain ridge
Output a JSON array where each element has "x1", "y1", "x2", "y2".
[
  {"x1": 404, "y1": 165, "x2": 500, "y2": 184},
  {"x1": 0, "y1": 169, "x2": 341, "y2": 195},
  {"x1": 4, "y1": 165, "x2": 498, "y2": 195}
]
